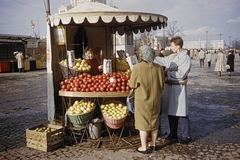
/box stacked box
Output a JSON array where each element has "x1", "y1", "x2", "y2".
[{"x1": 26, "y1": 123, "x2": 64, "y2": 152}]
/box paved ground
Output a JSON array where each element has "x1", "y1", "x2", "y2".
[{"x1": 0, "y1": 54, "x2": 240, "y2": 160}]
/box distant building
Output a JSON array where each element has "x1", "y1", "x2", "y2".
[
  {"x1": 58, "y1": 0, "x2": 107, "y2": 13},
  {"x1": 58, "y1": 4, "x2": 72, "y2": 13},
  {"x1": 134, "y1": 35, "x2": 168, "y2": 51},
  {"x1": 71, "y1": 0, "x2": 106, "y2": 7},
  {"x1": 183, "y1": 40, "x2": 225, "y2": 50}
]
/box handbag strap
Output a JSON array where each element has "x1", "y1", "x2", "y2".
[{"x1": 127, "y1": 88, "x2": 135, "y2": 98}]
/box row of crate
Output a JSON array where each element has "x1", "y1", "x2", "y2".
[{"x1": 0, "y1": 60, "x2": 43, "y2": 72}]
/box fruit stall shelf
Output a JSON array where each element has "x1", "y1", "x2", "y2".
[{"x1": 59, "y1": 91, "x2": 129, "y2": 98}]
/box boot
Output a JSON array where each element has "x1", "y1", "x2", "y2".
[{"x1": 218, "y1": 71, "x2": 221, "y2": 76}]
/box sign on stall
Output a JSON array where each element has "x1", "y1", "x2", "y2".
[{"x1": 27, "y1": 39, "x2": 38, "y2": 48}]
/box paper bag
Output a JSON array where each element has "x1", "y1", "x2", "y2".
[
  {"x1": 126, "y1": 55, "x2": 139, "y2": 70},
  {"x1": 103, "y1": 59, "x2": 112, "y2": 74},
  {"x1": 67, "y1": 50, "x2": 75, "y2": 67}
]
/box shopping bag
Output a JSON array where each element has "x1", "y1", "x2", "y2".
[
  {"x1": 225, "y1": 64, "x2": 230, "y2": 70},
  {"x1": 126, "y1": 89, "x2": 135, "y2": 113}
]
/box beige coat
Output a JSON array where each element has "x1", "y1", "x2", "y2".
[
  {"x1": 129, "y1": 62, "x2": 164, "y2": 131},
  {"x1": 215, "y1": 52, "x2": 224, "y2": 71}
]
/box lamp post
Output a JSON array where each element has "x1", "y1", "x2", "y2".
[
  {"x1": 219, "y1": 34, "x2": 222, "y2": 40},
  {"x1": 219, "y1": 34, "x2": 222, "y2": 49},
  {"x1": 205, "y1": 31, "x2": 208, "y2": 50},
  {"x1": 30, "y1": 20, "x2": 35, "y2": 58},
  {"x1": 229, "y1": 36, "x2": 231, "y2": 48}
]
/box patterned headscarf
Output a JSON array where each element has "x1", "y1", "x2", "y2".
[{"x1": 140, "y1": 45, "x2": 155, "y2": 64}]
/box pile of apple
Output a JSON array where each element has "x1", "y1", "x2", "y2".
[
  {"x1": 34, "y1": 127, "x2": 52, "y2": 133},
  {"x1": 60, "y1": 72, "x2": 131, "y2": 92},
  {"x1": 60, "y1": 58, "x2": 91, "y2": 72},
  {"x1": 67, "y1": 100, "x2": 95, "y2": 115},
  {"x1": 101, "y1": 102, "x2": 128, "y2": 119}
]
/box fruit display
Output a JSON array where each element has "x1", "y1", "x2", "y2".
[
  {"x1": 60, "y1": 72, "x2": 131, "y2": 92},
  {"x1": 60, "y1": 58, "x2": 91, "y2": 72},
  {"x1": 34, "y1": 127, "x2": 52, "y2": 132},
  {"x1": 67, "y1": 100, "x2": 95, "y2": 115},
  {"x1": 125, "y1": 68, "x2": 131, "y2": 75},
  {"x1": 34, "y1": 127, "x2": 62, "y2": 137},
  {"x1": 112, "y1": 58, "x2": 130, "y2": 72},
  {"x1": 101, "y1": 102, "x2": 128, "y2": 119}
]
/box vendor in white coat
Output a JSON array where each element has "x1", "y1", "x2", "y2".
[
  {"x1": 154, "y1": 36, "x2": 192, "y2": 144},
  {"x1": 15, "y1": 51, "x2": 24, "y2": 73}
]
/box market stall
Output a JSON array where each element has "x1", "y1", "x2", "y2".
[{"x1": 29, "y1": 1, "x2": 168, "y2": 151}]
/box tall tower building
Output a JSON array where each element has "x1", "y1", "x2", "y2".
[{"x1": 71, "y1": 0, "x2": 106, "y2": 7}]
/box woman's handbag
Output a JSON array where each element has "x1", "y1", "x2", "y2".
[
  {"x1": 225, "y1": 64, "x2": 230, "y2": 70},
  {"x1": 126, "y1": 88, "x2": 135, "y2": 113}
]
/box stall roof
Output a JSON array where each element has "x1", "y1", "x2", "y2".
[
  {"x1": 0, "y1": 34, "x2": 39, "y2": 42},
  {"x1": 49, "y1": 2, "x2": 168, "y2": 35}
]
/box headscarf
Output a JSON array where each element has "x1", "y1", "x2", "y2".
[{"x1": 140, "y1": 45, "x2": 154, "y2": 64}]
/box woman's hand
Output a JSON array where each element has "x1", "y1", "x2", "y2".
[{"x1": 98, "y1": 65, "x2": 103, "y2": 71}]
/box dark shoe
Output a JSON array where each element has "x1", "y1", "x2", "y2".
[
  {"x1": 148, "y1": 145, "x2": 155, "y2": 151},
  {"x1": 165, "y1": 135, "x2": 178, "y2": 141},
  {"x1": 179, "y1": 137, "x2": 192, "y2": 144},
  {"x1": 136, "y1": 148, "x2": 151, "y2": 154}
]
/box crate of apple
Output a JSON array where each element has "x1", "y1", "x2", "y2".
[{"x1": 60, "y1": 72, "x2": 131, "y2": 92}]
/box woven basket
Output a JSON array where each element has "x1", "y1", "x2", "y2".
[
  {"x1": 67, "y1": 105, "x2": 96, "y2": 127},
  {"x1": 112, "y1": 58, "x2": 130, "y2": 71},
  {"x1": 101, "y1": 101, "x2": 128, "y2": 129},
  {"x1": 116, "y1": 63, "x2": 130, "y2": 71},
  {"x1": 59, "y1": 62, "x2": 90, "y2": 79}
]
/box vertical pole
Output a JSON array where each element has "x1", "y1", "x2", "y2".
[
  {"x1": 205, "y1": 31, "x2": 208, "y2": 50},
  {"x1": 229, "y1": 36, "x2": 231, "y2": 48},
  {"x1": 45, "y1": 0, "x2": 55, "y2": 121}
]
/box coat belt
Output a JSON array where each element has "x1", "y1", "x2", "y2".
[{"x1": 165, "y1": 77, "x2": 188, "y2": 85}]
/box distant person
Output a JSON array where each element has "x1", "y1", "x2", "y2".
[
  {"x1": 190, "y1": 49, "x2": 194, "y2": 59},
  {"x1": 215, "y1": 50, "x2": 224, "y2": 76},
  {"x1": 15, "y1": 51, "x2": 24, "y2": 73},
  {"x1": 206, "y1": 51, "x2": 212, "y2": 69},
  {"x1": 226, "y1": 50, "x2": 235, "y2": 76},
  {"x1": 129, "y1": 45, "x2": 165, "y2": 154},
  {"x1": 198, "y1": 48, "x2": 205, "y2": 68},
  {"x1": 154, "y1": 36, "x2": 192, "y2": 144}
]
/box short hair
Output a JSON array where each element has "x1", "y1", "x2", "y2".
[
  {"x1": 85, "y1": 46, "x2": 93, "y2": 53},
  {"x1": 170, "y1": 36, "x2": 183, "y2": 48}
]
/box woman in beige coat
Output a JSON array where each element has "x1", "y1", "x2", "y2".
[
  {"x1": 215, "y1": 50, "x2": 224, "y2": 76},
  {"x1": 129, "y1": 45, "x2": 165, "y2": 154}
]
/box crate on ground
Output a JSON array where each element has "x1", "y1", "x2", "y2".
[{"x1": 26, "y1": 123, "x2": 64, "y2": 152}]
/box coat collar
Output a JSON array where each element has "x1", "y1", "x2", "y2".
[{"x1": 171, "y1": 50, "x2": 187, "y2": 62}]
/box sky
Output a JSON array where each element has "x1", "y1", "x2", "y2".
[{"x1": 0, "y1": 0, "x2": 239, "y2": 44}]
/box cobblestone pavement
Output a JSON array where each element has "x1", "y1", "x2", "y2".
[{"x1": 0, "y1": 54, "x2": 240, "y2": 160}]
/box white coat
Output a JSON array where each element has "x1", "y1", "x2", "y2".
[
  {"x1": 215, "y1": 52, "x2": 224, "y2": 72},
  {"x1": 154, "y1": 50, "x2": 191, "y2": 116},
  {"x1": 206, "y1": 53, "x2": 212, "y2": 62},
  {"x1": 15, "y1": 53, "x2": 24, "y2": 69}
]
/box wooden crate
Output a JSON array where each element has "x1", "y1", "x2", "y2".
[{"x1": 26, "y1": 123, "x2": 64, "y2": 152}]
